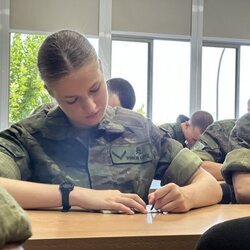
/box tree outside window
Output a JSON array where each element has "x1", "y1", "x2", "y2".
[{"x1": 10, "y1": 33, "x2": 51, "y2": 123}]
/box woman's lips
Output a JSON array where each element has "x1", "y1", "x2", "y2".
[{"x1": 85, "y1": 110, "x2": 99, "y2": 119}]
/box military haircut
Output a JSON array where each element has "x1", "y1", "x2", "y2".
[
  {"x1": 107, "y1": 78, "x2": 136, "y2": 110},
  {"x1": 176, "y1": 114, "x2": 189, "y2": 123},
  {"x1": 190, "y1": 110, "x2": 214, "y2": 133}
]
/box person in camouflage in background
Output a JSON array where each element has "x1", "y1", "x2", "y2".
[
  {"x1": 107, "y1": 78, "x2": 136, "y2": 110},
  {"x1": 191, "y1": 119, "x2": 236, "y2": 180},
  {"x1": 222, "y1": 113, "x2": 250, "y2": 203},
  {"x1": 159, "y1": 110, "x2": 214, "y2": 148},
  {"x1": 0, "y1": 187, "x2": 32, "y2": 248},
  {"x1": 0, "y1": 30, "x2": 221, "y2": 214}
]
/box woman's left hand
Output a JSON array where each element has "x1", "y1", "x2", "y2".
[{"x1": 148, "y1": 183, "x2": 192, "y2": 212}]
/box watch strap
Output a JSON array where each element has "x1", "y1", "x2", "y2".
[{"x1": 59, "y1": 182, "x2": 74, "y2": 212}]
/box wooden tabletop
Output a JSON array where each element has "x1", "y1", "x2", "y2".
[{"x1": 24, "y1": 204, "x2": 250, "y2": 250}]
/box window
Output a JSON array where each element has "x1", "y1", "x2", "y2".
[
  {"x1": 152, "y1": 40, "x2": 190, "y2": 124},
  {"x1": 239, "y1": 46, "x2": 250, "y2": 117},
  {"x1": 9, "y1": 33, "x2": 48, "y2": 123},
  {"x1": 201, "y1": 46, "x2": 236, "y2": 120},
  {"x1": 9, "y1": 33, "x2": 98, "y2": 123},
  {"x1": 111, "y1": 40, "x2": 148, "y2": 116}
]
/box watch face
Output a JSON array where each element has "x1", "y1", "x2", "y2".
[{"x1": 60, "y1": 182, "x2": 74, "y2": 191}]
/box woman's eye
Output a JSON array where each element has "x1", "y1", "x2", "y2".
[
  {"x1": 90, "y1": 85, "x2": 100, "y2": 93},
  {"x1": 66, "y1": 98, "x2": 78, "y2": 104}
]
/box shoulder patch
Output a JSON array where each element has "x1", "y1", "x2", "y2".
[{"x1": 192, "y1": 141, "x2": 206, "y2": 151}]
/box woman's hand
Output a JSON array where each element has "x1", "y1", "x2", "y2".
[
  {"x1": 71, "y1": 188, "x2": 147, "y2": 214},
  {"x1": 148, "y1": 183, "x2": 191, "y2": 213}
]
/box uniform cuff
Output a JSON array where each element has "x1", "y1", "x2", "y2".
[
  {"x1": 162, "y1": 148, "x2": 202, "y2": 186},
  {"x1": 222, "y1": 148, "x2": 250, "y2": 185},
  {"x1": 0, "y1": 187, "x2": 32, "y2": 247}
]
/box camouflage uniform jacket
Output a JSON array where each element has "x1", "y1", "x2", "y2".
[
  {"x1": 159, "y1": 122, "x2": 186, "y2": 147},
  {"x1": 222, "y1": 113, "x2": 250, "y2": 184},
  {"x1": 0, "y1": 187, "x2": 32, "y2": 247},
  {"x1": 191, "y1": 119, "x2": 236, "y2": 163},
  {"x1": 0, "y1": 106, "x2": 201, "y2": 202}
]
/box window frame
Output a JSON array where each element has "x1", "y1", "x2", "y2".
[{"x1": 202, "y1": 41, "x2": 240, "y2": 119}]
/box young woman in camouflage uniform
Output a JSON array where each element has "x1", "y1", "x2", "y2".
[{"x1": 0, "y1": 30, "x2": 222, "y2": 214}]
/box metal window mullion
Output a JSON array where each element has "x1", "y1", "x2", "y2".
[
  {"x1": 235, "y1": 46, "x2": 241, "y2": 118},
  {"x1": 147, "y1": 40, "x2": 153, "y2": 120},
  {"x1": 0, "y1": 0, "x2": 10, "y2": 130},
  {"x1": 190, "y1": 0, "x2": 204, "y2": 115},
  {"x1": 98, "y1": 0, "x2": 112, "y2": 80}
]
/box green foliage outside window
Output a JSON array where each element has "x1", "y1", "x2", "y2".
[{"x1": 9, "y1": 33, "x2": 51, "y2": 123}]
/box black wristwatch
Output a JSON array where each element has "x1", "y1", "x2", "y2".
[{"x1": 59, "y1": 182, "x2": 75, "y2": 212}]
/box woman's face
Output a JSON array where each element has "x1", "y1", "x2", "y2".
[{"x1": 48, "y1": 60, "x2": 108, "y2": 128}]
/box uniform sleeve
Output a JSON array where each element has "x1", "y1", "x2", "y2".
[
  {"x1": 222, "y1": 148, "x2": 250, "y2": 185},
  {"x1": 229, "y1": 113, "x2": 250, "y2": 150},
  {"x1": 0, "y1": 125, "x2": 31, "y2": 180},
  {"x1": 0, "y1": 187, "x2": 32, "y2": 247},
  {"x1": 150, "y1": 121, "x2": 202, "y2": 186},
  {"x1": 222, "y1": 114, "x2": 250, "y2": 184},
  {"x1": 162, "y1": 147, "x2": 202, "y2": 186},
  {"x1": 191, "y1": 124, "x2": 224, "y2": 162}
]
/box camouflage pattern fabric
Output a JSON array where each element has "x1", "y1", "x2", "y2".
[
  {"x1": 222, "y1": 113, "x2": 250, "y2": 184},
  {"x1": 0, "y1": 106, "x2": 202, "y2": 202},
  {"x1": 29, "y1": 102, "x2": 56, "y2": 116},
  {"x1": 0, "y1": 187, "x2": 32, "y2": 247},
  {"x1": 191, "y1": 119, "x2": 236, "y2": 163},
  {"x1": 159, "y1": 122, "x2": 186, "y2": 147}
]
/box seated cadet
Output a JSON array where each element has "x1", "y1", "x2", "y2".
[
  {"x1": 192, "y1": 119, "x2": 236, "y2": 180},
  {"x1": 0, "y1": 187, "x2": 32, "y2": 248},
  {"x1": 0, "y1": 30, "x2": 222, "y2": 214},
  {"x1": 107, "y1": 78, "x2": 136, "y2": 110},
  {"x1": 222, "y1": 113, "x2": 250, "y2": 203},
  {"x1": 159, "y1": 111, "x2": 214, "y2": 148}
]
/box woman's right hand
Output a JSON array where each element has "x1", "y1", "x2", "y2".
[{"x1": 70, "y1": 188, "x2": 147, "y2": 215}]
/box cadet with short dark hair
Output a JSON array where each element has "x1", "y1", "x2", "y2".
[
  {"x1": 107, "y1": 78, "x2": 136, "y2": 110},
  {"x1": 176, "y1": 114, "x2": 189, "y2": 123},
  {"x1": 0, "y1": 30, "x2": 222, "y2": 214},
  {"x1": 160, "y1": 110, "x2": 214, "y2": 148}
]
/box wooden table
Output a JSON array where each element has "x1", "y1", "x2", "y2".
[{"x1": 24, "y1": 205, "x2": 250, "y2": 250}]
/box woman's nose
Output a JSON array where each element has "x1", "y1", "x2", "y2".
[{"x1": 81, "y1": 97, "x2": 97, "y2": 113}]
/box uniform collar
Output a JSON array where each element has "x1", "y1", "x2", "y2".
[
  {"x1": 174, "y1": 123, "x2": 186, "y2": 147},
  {"x1": 41, "y1": 106, "x2": 125, "y2": 140}
]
